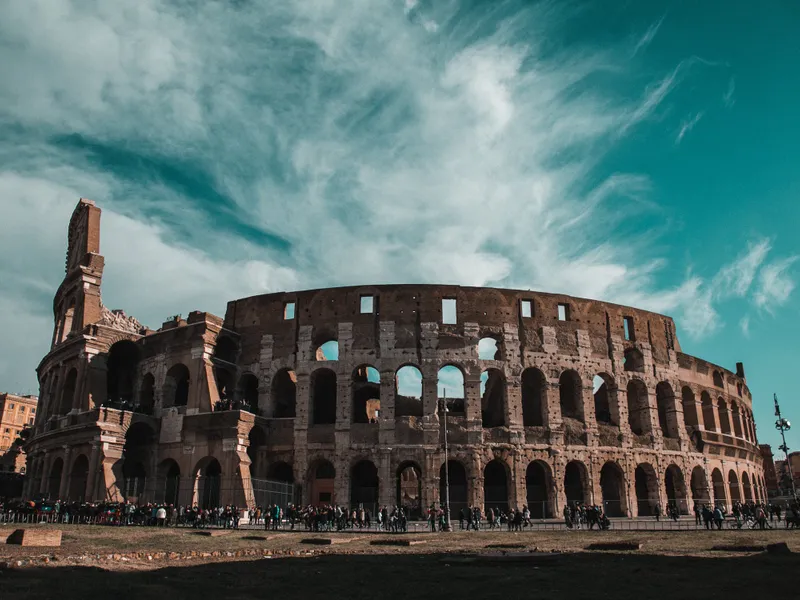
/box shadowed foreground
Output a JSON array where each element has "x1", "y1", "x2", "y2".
[{"x1": 2, "y1": 551, "x2": 797, "y2": 600}]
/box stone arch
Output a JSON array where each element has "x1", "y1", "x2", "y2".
[
  {"x1": 68, "y1": 454, "x2": 90, "y2": 502},
  {"x1": 593, "y1": 373, "x2": 617, "y2": 425},
  {"x1": 439, "y1": 459, "x2": 468, "y2": 517},
  {"x1": 627, "y1": 379, "x2": 650, "y2": 436},
  {"x1": 48, "y1": 457, "x2": 64, "y2": 499},
  {"x1": 656, "y1": 382, "x2": 679, "y2": 439},
  {"x1": 712, "y1": 370, "x2": 724, "y2": 388},
  {"x1": 352, "y1": 365, "x2": 380, "y2": 424},
  {"x1": 623, "y1": 347, "x2": 645, "y2": 372},
  {"x1": 600, "y1": 461, "x2": 628, "y2": 517},
  {"x1": 480, "y1": 368, "x2": 506, "y2": 428},
  {"x1": 681, "y1": 387, "x2": 698, "y2": 428},
  {"x1": 316, "y1": 340, "x2": 339, "y2": 361},
  {"x1": 272, "y1": 369, "x2": 296, "y2": 418},
  {"x1": 157, "y1": 459, "x2": 181, "y2": 505},
  {"x1": 438, "y1": 365, "x2": 465, "y2": 413},
  {"x1": 742, "y1": 471, "x2": 753, "y2": 503},
  {"x1": 521, "y1": 368, "x2": 546, "y2": 426},
  {"x1": 122, "y1": 421, "x2": 156, "y2": 499},
  {"x1": 525, "y1": 460, "x2": 553, "y2": 518},
  {"x1": 711, "y1": 468, "x2": 726, "y2": 508},
  {"x1": 730, "y1": 402, "x2": 743, "y2": 438},
  {"x1": 477, "y1": 336, "x2": 501, "y2": 360},
  {"x1": 164, "y1": 364, "x2": 190, "y2": 408},
  {"x1": 214, "y1": 336, "x2": 238, "y2": 364},
  {"x1": 350, "y1": 460, "x2": 379, "y2": 512},
  {"x1": 247, "y1": 425, "x2": 268, "y2": 478},
  {"x1": 238, "y1": 373, "x2": 259, "y2": 409},
  {"x1": 308, "y1": 458, "x2": 336, "y2": 505},
  {"x1": 634, "y1": 463, "x2": 659, "y2": 516},
  {"x1": 396, "y1": 461, "x2": 422, "y2": 518},
  {"x1": 138, "y1": 373, "x2": 155, "y2": 415},
  {"x1": 106, "y1": 340, "x2": 140, "y2": 407},
  {"x1": 310, "y1": 368, "x2": 337, "y2": 425},
  {"x1": 193, "y1": 457, "x2": 222, "y2": 509},
  {"x1": 728, "y1": 469, "x2": 742, "y2": 503},
  {"x1": 60, "y1": 368, "x2": 78, "y2": 415},
  {"x1": 665, "y1": 464, "x2": 689, "y2": 514},
  {"x1": 483, "y1": 459, "x2": 510, "y2": 513},
  {"x1": 690, "y1": 466, "x2": 710, "y2": 504},
  {"x1": 701, "y1": 392, "x2": 715, "y2": 432},
  {"x1": 564, "y1": 460, "x2": 589, "y2": 506},
  {"x1": 559, "y1": 369, "x2": 584, "y2": 422},
  {"x1": 717, "y1": 398, "x2": 732, "y2": 435},
  {"x1": 396, "y1": 365, "x2": 423, "y2": 417}
]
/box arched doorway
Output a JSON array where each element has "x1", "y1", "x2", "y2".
[
  {"x1": 481, "y1": 369, "x2": 506, "y2": 427},
  {"x1": 352, "y1": 366, "x2": 380, "y2": 424},
  {"x1": 593, "y1": 373, "x2": 617, "y2": 425},
  {"x1": 690, "y1": 466, "x2": 710, "y2": 505},
  {"x1": 272, "y1": 369, "x2": 297, "y2": 418},
  {"x1": 627, "y1": 379, "x2": 650, "y2": 436},
  {"x1": 308, "y1": 459, "x2": 335, "y2": 506},
  {"x1": 60, "y1": 369, "x2": 77, "y2": 415},
  {"x1": 311, "y1": 369, "x2": 337, "y2": 425},
  {"x1": 48, "y1": 457, "x2": 64, "y2": 499},
  {"x1": 701, "y1": 392, "x2": 715, "y2": 432},
  {"x1": 711, "y1": 468, "x2": 726, "y2": 508},
  {"x1": 164, "y1": 364, "x2": 190, "y2": 407},
  {"x1": 138, "y1": 374, "x2": 155, "y2": 415},
  {"x1": 600, "y1": 461, "x2": 627, "y2": 517},
  {"x1": 742, "y1": 472, "x2": 753, "y2": 503},
  {"x1": 559, "y1": 370, "x2": 584, "y2": 422},
  {"x1": 157, "y1": 460, "x2": 181, "y2": 506},
  {"x1": 68, "y1": 455, "x2": 89, "y2": 502},
  {"x1": 526, "y1": 461, "x2": 552, "y2": 518},
  {"x1": 247, "y1": 426, "x2": 267, "y2": 478},
  {"x1": 564, "y1": 461, "x2": 588, "y2": 506},
  {"x1": 122, "y1": 422, "x2": 155, "y2": 500},
  {"x1": 483, "y1": 460, "x2": 509, "y2": 513},
  {"x1": 106, "y1": 340, "x2": 140, "y2": 407},
  {"x1": 122, "y1": 461, "x2": 147, "y2": 500},
  {"x1": 397, "y1": 462, "x2": 422, "y2": 518},
  {"x1": 521, "y1": 368, "x2": 545, "y2": 426},
  {"x1": 728, "y1": 470, "x2": 742, "y2": 504},
  {"x1": 656, "y1": 382, "x2": 678, "y2": 439},
  {"x1": 439, "y1": 460, "x2": 468, "y2": 517},
  {"x1": 350, "y1": 460, "x2": 379, "y2": 513},
  {"x1": 681, "y1": 387, "x2": 698, "y2": 429},
  {"x1": 665, "y1": 464, "x2": 688, "y2": 514},
  {"x1": 238, "y1": 373, "x2": 260, "y2": 409},
  {"x1": 395, "y1": 365, "x2": 423, "y2": 417},
  {"x1": 194, "y1": 458, "x2": 222, "y2": 509},
  {"x1": 635, "y1": 463, "x2": 659, "y2": 516}
]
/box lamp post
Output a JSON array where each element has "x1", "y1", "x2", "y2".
[
  {"x1": 440, "y1": 389, "x2": 451, "y2": 532},
  {"x1": 774, "y1": 393, "x2": 797, "y2": 499}
]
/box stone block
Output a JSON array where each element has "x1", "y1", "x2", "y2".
[
  {"x1": 6, "y1": 529, "x2": 62, "y2": 547},
  {"x1": 193, "y1": 530, "x2": 233, "y2": 537},
  {"x1": 370, "y1": 539, "x2": 427, "y2": 547},
  {"x1": 585, "y1": 541, "x2": 642, "y2": 551}
]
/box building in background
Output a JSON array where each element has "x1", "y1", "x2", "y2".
[
  {"x1": 759, "y1": 444, "x2": 779, "y2": 497},
  {"x1": 0, "y1": 393, "x2": 37, "y2": 472}
]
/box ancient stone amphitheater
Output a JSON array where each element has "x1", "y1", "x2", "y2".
[{"x1": 23, "y1": 199, "x2": 766, "y2": 518}]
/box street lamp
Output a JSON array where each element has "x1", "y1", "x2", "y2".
[
  {"x1": 774, "y1": 394, "x2": 797, "y2": 499},
  {"x1": 440, "y1": 389, "x2": 452, "y2": 532}
]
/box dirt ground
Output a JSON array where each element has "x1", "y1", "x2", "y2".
[{"x1": 2, "y1": 525, "x2": 798, "y2": 599}]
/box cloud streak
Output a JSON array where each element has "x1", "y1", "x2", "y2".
[{"x1": 676, "y1": 112, "x2": 704, "y2": 144}]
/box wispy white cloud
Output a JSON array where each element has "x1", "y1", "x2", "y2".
[
  {"x1": 739, "y1": 315, "x2": 751, "y2": 338},
  {"x1": 632, "y1": 16, "x2": 664, "y2": 56},
  {"x1": 676, "y1": 111, "x2": 704, "y2": 144},
  {"x1": 723, "y1": 77, "x2": 736, "y2": 108},
  {"x1": 713, "y1": 239, "x2": 771, "y2": 297},
  {"x1": 754, "y1": 257, "x2": 798, "y2": 313}
]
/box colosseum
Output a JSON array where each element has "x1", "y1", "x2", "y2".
[{"x1": 22, "y1": 198, "x2": 766, "y2": 519}]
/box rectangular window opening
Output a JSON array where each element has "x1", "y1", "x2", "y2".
[
  {"x1": 557, "y1": 303, "x2": 569, "y2": 321},
  {"x1": 360, "y1": 295, "x2": 374, "y2": 314},
  {"x1": 623, "y1": 316, "x2": 635, "y2": 341},
  {"x1": 442, "y1": 298, "x2": 457, "y2": 324},
  {"x1": 283, "y1": 302, "x2": 296, "y2": 320},
  {"x1": 520, "y1": 300, "x2": 532, "y2": 318}
]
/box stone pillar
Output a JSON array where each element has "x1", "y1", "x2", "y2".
[
  {"x1": 463, "y1": 370, "x2": 482, "y2": 444},
  {"x1": 505, "y1": 374, "x2": 524, "y2": 444},
  {"x1": 58, "y1": 446, "x2": 72, "y2": 500},
  {"x1": 513, "y1": 452, "x2": 526, "y2": 509},
  {"x1": 544, "y1": 382, "x2": 563, "y2": 445},
  {"x1": 378, "y1": 449, "x2": 392, "y2": 509},
  {"x1": 38, "y1": 452, "x2": 53, "y2": 494},
  {"x1": 334, "y1": 455, "x2": 349, "y2": 508},
  {"x1": 470, "y1": 451, "x2": 483, "y2": 510},
  {"x1": 85, "y1": 443, "x2": 102, "y2": 502},
  {"x1": 294, "y1": 373, "x2": 311, "y2": 430},
  {"x1": 378, "y1": 369, "x2": 396, "y2": 446},
  {"x1": 553, "y1": 456, "x2": 566, "y2": 517},
  {"x1": 257, "y1": 334, "x2": 274, "y2": 416}
]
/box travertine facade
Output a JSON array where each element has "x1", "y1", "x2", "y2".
[{"x1": 23, "y1": 199, "x2": 766, "y2": 517}]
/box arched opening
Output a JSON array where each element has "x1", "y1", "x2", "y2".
[
  {"x1": 742, "y1": 472, "x2": 753, "y2": 503},
  {"x1": 711, "y1": 468, "x2": 726, "y2": 508},
  {"x1": 690, "y1": 467, "x2": 710, "y2": 504},
  {"x1": 123, "y1": 422, "x2": 156, "y2": 500},
  {"x1": 525, "y1": 461, "x2": 552, "y2": 518},
  {"x1": 439, "y1": 460, "x2": 468, "y2": 517},
  {"x1": 623, "y1": 347, "x2": 645, "y2": 372},
  {"x1": 593, "y1": 373, "x2": 616, "y2": 425},
  {"x1": 350, "y1": 460, "x2": 379, "y2": 512},
  {"x1": 247, "y1": 426, "x2": 267, "y2": 478},
  {"x1": 272, "y1": 369, "x2": 297, "y2": 418},
  {"x1": 477, "y1": 336, "x2": 500, "y2": 360},
  {"x1": 195, "y1": 458, "x2": 222, "y2": 509},
  {"x1": 396, "y1": 365, "x2": 423, "y2": 417},
  {"x1": 600, "y1": 461, "x2": 627, "y2": 517},
  {"x1": 239, "y1": 373, "x2": 260, "y2": 410},
  {"x1": 437, "y1": 365, "x2": 465, "y2": 414},
  {"x1": 48, "y1": 457, "x2": 64, "y2": 499},
  {"x1": 316, "y1": 340, "x2": 339, "y2": 361},
  {"x1": 311, "y1": 369, "x2": 337, "y2": 425},
  {"x1": 480, "y1": 369, "x2": 506, "y2": 428},
  {"x1": 634, "y1": 463, "x2": 659, "y2": 516},
  {"x1": 157, "y1": 459, "x2": 181, "y2": 506},
  {"x1": 559, "y1": 370, "x2": 584, "y2": 422},
  {"x1": 728, "y1": 470, "x2": 742, "y2": 504},
  {"x1": 214, "y1": 367, "x2": 234, "y2": 404},
  {"x1": 267, "y1": 461, "x2": 294, "y2": 483},
  {"x1": 60, "y1": 368, "x2": 77, "y2": 415},
  {"x1": 164, "y1": 364, "x2": 190, "y2": 408},
  {"x1": 483, "y1": 460, "x2": 509, "y2": 513},
  {"x1": 681, "y1": 387, "x2": 698, "y2": 429},
  {"x1": 731, "y1": 403, "x2": 743, "y2": 438},
  {"x1": 712, "y1": 370, "x2": 724, "y2": 388},
  {"x1": 627, "y1": 379, "x2": 650, "y2": 436},
  {"x1": 397, "y1": 462, "x2": 422, "y2": 519},
  {"x1": 564, "y1": 460, "x2": 588, "y2": 506},
  {"x1": 521, "y1": 368, "x2": 545, "y2": 426},
  {"x1": 68, "y1": 455, "x2": 89, "y2": 502},
  {"x1": 665, "y1": 464, "x2": 688, "y2": 514},
  {"x1": 309, "y1": 459, "x2": 335, "y2": 505},
  {"x1": 656, "y1": 382, "x2": 679, "y2": 438},
  {"x1": 213, "y1": 336, "x2": 238, "y2": 364},
  {"x1": 138, "y1": 373, "x2": 155, "y2": 415},
  {"x1": 701, "y1": 392, "x2": 715, "y2": 432},
  {"x1": 717, "y1": 398, "x2": 732, "y2": 435},
  {"x1": 106, "y1": 340, "x2": 140, "y2": 407},
  {"x1": 352, "y1": 365, "x2": 380, "y2": 424}
]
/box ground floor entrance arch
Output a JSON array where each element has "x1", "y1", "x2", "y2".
[{"x1": 600, "y1": 461, "x2": 627, "y2": 517}]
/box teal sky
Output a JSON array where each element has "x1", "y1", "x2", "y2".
[{"x1": 0, "y1": 1, "x2": 798, "y2": 451}]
